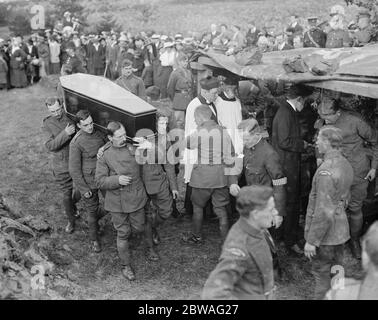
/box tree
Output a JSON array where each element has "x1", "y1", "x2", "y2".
[
  {"x1": 0, "y1": 4, "x2": 9, "y2": 27},
  {"x1": 8, "y1": 13, "x2": 32, "y2": 36},
  {"x1": 132, "y1": 3, "x2": 157, "y2": 25},
  {"x1": 94, "y1": 13, "x2": 122, "y2": 33}
]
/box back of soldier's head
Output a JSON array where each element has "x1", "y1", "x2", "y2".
[
  {"x1": 236, "y1": 185, "x2": 273, "y2": 218},
  {"x1": 362, "y1": 221, "x2": 378, "y2": 270},
  {"x1": 318, "y1": 126, "x2": 343, "y2": 149},
  {"x1": 75, "y1": 109, "x2": 91, "y2": 124},
  {"x1": 194, "y1": 105, "x2": 213, "y2": 123}
]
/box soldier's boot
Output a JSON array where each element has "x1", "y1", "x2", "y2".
[
  {"x1": 72, "y1": 189, "x2": 82, "y2": 219},
  {"x1": 152, "y1": 227, "x2": 161, "y2": 246},
  {"x1": 219, "y1": 223, "x2": 229, "y2": 242},
  {"x1": 63, "y1": 196, "x2": 76, "y2": 234},
  {"x1": 121, "y1": 265, "x2": 136, "y2": 281},
  {"x1": 144, "y1": 217, "x2": 160, "y2": 261},
  {"x1": 349, "y1": 214, "x2": 363, "y2": 260}
]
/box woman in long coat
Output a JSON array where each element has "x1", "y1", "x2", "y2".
[
  {"x1": 10, "y1": 40, "x2": 28, "y2": 88},
  {"x1": 167, "y1": 53, "x2": 193, "y2": 129}
]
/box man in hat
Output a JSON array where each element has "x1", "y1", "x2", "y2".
[
  {"x1": 246, "y1": 21, "x2": 261, "y2": 47},
  {"x1": 156, "y1": 39, "x2": 177, "y2": 99},
  {"x1": 353, "y1": 10, "x2": 374, "y2": 46},
  {"x1": 317, "y1": 97, "x2": 378, "y2": 259},
  {"x1": 105, "y1": 33, "x2": 119, "y2": 80},
  {"x1": 86, "y1": 36, "x2": 106, "y2": 76},
  {"x1": 303, "y1": 17, "x2": 327, "y2": 48},
  {"x1": 326, "y1": 6, "x2": 352, "y2": 48},
  {"x1": 202, "y1": 185, "x2": 277, "y2": 300},
  {"x1": 182, "y1": 105, "x2": 235, "y2": 244},
  {"x1": 63, "y1": 11, "x2": 73, "y2": 28},
  {"x1": 115, "y1": 59, "x2": 146, "y2": 100},
  {"x1": 271, "y1": 85, "x2": 310, "y2": 256},
  {"x1": 36, "y1": 35, "x2": 50, "y2": 77},
  {"x1": 286, "y1": 14, "x2": 304, "y2": 46},
  {"x1": 115, "y1": 34, "x2": 133, "y2": 77}
]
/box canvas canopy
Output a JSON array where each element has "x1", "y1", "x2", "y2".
[{"x1": 197, "y1": 44, "x2": 378, "y2": 98}]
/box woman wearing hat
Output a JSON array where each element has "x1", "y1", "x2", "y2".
[
  {"x1": 167, "y1": 52, "x2": 193, "y2": 129},
  {"x1": 9, "y1": 38, "x2": 28, "y2": 88}
]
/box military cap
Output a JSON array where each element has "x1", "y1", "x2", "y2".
[
  {"x1": 175, "y1": 33, "x2": 184, "y2": 40},
  {"x1": 307, "y1": 16, "x2": 318, "y2": 22},
  {"x1": 200, "y1": 76, "x2": 220, "y2": 90},
  {"x1": 63, "y1": 11, "x2": 71, "y2": 17},
  {"x1": 160, "y1": 35, "x2": 168, "y2": 41},
  {"x1": 119, "y1": 34, "x2": 128, "y2": 42},
  {"x1": 151, "y1": 34, "x2": 160, "y2": 39},
  {"x1": 238, "y1": 118, "x2": 261, "y2": 133},
  {"x1": 330, "y1": 4, "x2": 345, "y2": 16},
  {"x1": 163, "y1": 41, "x2": 175, "y2": 48},
  {"x1": 45, "y1": 29, "x2": 51, "y2": 34}
]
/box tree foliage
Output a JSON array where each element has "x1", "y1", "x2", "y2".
[
  {"x1": 93, "y1": 13, "x2": 122, "y2": 33},
  {"x1": 8, "y1": 13, "x2": 32, "y2": 36}
]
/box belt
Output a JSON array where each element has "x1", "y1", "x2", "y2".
[{"x1": 175, "y1": 89, "x2": 190, "y2": 94}]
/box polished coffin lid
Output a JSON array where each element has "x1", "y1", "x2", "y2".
[{"x1": 60, "y1": 73, "x2": 156, "y2": 116}]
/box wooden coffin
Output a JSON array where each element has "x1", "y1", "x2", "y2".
[{"x1": 60, "y1": 73, "x2": 156, "y2": 137}]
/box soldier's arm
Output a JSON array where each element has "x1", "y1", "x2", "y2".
[
  {"x1": 356, "y1": 118, "x2": 378, "y2": 169},
  {"x1": 95, "y1": 155, "x2": 121, "y2": 190},
  {"x1": 305, "y1": 172, "x2": 335, "y2": 247},
  {"x1": 265, "y1": 150, "x2": 287, "y2": 217},
  {"x1": 69, "y1": 142, "x2": 91, "y2": 195},
  {"x1": 222, "y1": 129, "x2": 239, "y2": 185},
  {"x1": 201, "y1": 248, "x2": 249, "y2": 300},
  {"x1": 42, "y1": 121, "x2": 72, "y2": 152},
  {"x1": 162, "y1": 140, "x2": 178, "y2": 191}
]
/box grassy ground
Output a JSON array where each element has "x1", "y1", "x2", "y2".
[{"x1": 0, "y1": 83, "x2": 364, "y2": 300}]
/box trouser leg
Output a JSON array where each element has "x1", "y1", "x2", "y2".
[
  {"x1": 347, "y1": 178, "x2": 368, "y2": 239},
  {"x1": 111, "y1": 212, "x2": 131, "y2": 266},
  {"x1": 63, "y1": 189, "x2": 75, "y2": 224},
  {"x1": 212, "y1": 187, "x2": 230, "y2": 241},
  {"x1": 84, "y1": 190, "x2": 100, "y2": 241},
  {"x1": 144, "y1": 202, "x2": 154, "y2": 248},
  {"x1": 184, "y1": 184, "x2": 193, "y2": 216},
  {"x1": 191, "y1": 188, "x2": 212, "y2": 238},
  {"x1": 312, "y1": 245, "x2": 344, "y2": 300},
  {"x1": 284, "y1": 200, "x2": 300, "y2": 247}
]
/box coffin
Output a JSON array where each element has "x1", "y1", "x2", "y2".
[{"x1": 60, "y1": 73, "x2": 156, "y2": 137}]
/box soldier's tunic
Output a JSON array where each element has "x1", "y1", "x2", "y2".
[
  {"x1": 202, "y1": 218, "x2": 275, "y2": 300},
  {"x1": 353, "y1": 27, "x2": 374, "y2": 45},
  {"x1": 303, "y1": 27, "x2": 327, "y2": 48},
  {"x1": 231, "y1": 139, "x2": 287, "y2": 217},
  {"x1": 115, "y1": 74, "x2": 147, "y2": 100},
  {"x1": 320, "y1": 111, "x2": 378, "y2": 238},
  {"x1": 136, "y1": 134, "x2": 178, "y2": 223},
  {"x1": 69, "y1": 129, "x2": 107, "y2": 241},
  {"x1": 95, "y1": 143, "x2": 147, "y2": 266},
  {"x1": 43, "y1": 112, "x2": 79, "y2": 223},
  {"x1": 305, "y1": 149, "x2": 354, "y2": 300}
]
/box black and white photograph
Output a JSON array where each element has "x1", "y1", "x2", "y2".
[{"x1": 1, "y1": 0, "x2": 378, "y2": 302}]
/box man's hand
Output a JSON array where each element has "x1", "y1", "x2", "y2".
[
  {"x1": 304, "y1": 242, "x2": 316, "y2": 260},
  {"x1": 316, "y1": 158, "x2": 323, "y2": 167},
  {"x1": 364, "y1": 169, "x2": 376, "y2": 182},
  {"x1": 273, "y1": 216, "x2": 283, "y2": 229},
  {"x1": 133, "y1": 137, "x2": 153, "y2": 150},
  {"x1": 119, "y1": 175, "x2": 132, "y2": 186},
  {"x1": 172, "y1": 190, "x2": 179, "y2": 200},
  {"x1": 65, "y1": 124, "x2": 76, "y2": 136},
  {"x1": 229, "y1": 184, "x2": 240, "y2": 197}
]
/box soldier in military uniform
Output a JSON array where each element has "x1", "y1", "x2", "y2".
[
  {"x1": 95, "y1": 122, "x2": 149, "y2": 280},
  {"x1": 304, "y1": 126, "x2": 354, "y2": 300},
  {"x1": 115, "y1": 59, "x2": 146, "y2": 100},
  {"x1": 325, "y1": 221, "x2": 378, "y2": 300},
  {"x1": 63, "y1": 41, "x2": 86, "y2": 74},
  {"x1": 42, "y1": 97, "x2": 81, "y2": 233},
  {"x1": 317, "y1": 97, "x2": 378, "y2": 259},
  {"x1": 182, "y1": 105, "x2": 235, "y2": 244},
  {"x1": 135, "y1": 108, "x2": 179, "y2": 257},
  {"x1": 69, "y1": 110, "x2": 108, "y2": 253},
  {"x1": 202, "y1": 185, "x2": 277, "y2": 300},
  {"x1": 303, "y1": 17, "x2": 326, "y2": 48}
]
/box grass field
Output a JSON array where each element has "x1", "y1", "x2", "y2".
[
  {"x1": 0, "y1": 82, "x2": 363, "y2": 300},
  {"x1": 83, "y1": 0, "x2": 353, "y2": 34}
]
